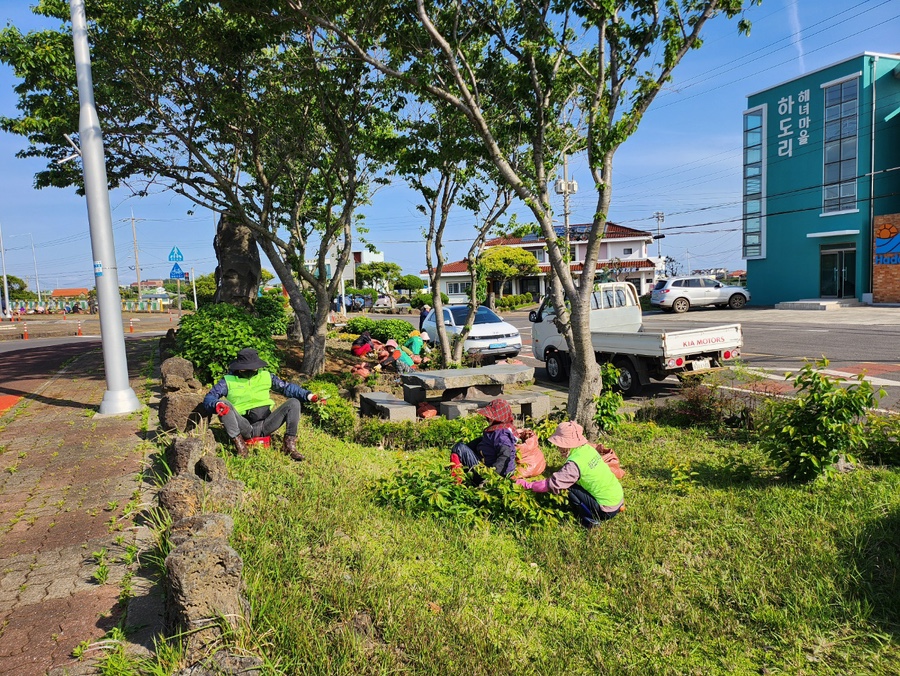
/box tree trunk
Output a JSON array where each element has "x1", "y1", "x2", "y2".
[
  {"x1": 566, "y1": 302, "x2": 603, "y2": 439},
  {"x1": 213, "y1": 213, "x2": 261, "y2": 309},
  {"x1": 300, "y1": 288, "x2": 332, "y2": 375}
]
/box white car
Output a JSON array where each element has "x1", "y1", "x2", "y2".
[
  {"x1": 651, "y1": 276, "x2": 751, "y2": 313},
  {"x1": 422, "y1": 305, "x2": 522, "y2": 359}
]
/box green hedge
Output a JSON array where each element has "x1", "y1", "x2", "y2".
[
  {"x1": 345, "y1": 317, "x2": 416, "y2": 343},
  {"x1": 356, "y1": 415, "x2": 488, "y2": 451},
  {"x1": 303, "y1": 380, "x2": 357, "y2": 439},
  {"x1": 495, "y1": 293, "x2": 533, "y2": 309},
  {"x1": 410, "y1": 291, "x2": 449, "y2": 309}
]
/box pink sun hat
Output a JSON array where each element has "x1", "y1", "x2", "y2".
[{"x1": 547, "y1": 421, "x2": 590, "y2": 449}]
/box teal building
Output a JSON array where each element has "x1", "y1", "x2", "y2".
[{"x1": 743, "y1": 52, "x2": 900, "y2": 305}]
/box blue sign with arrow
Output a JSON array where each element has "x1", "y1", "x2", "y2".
[
  {"x1": 169, "y1": 263, "x2": 185, "y2": 280},
  {"x1": 168, "y1": 246, "x2": 184, "y2": 262}
]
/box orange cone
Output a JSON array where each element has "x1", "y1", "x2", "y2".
[
  {"x1": 22, "y1": 323, "x2": 28, "y2": 340},
  {"x1": 77, "y1": 320, "x2": 82, "y2": 337},
  {"x1": 129, "y1": 318, "x2": 134, "y2": 333}
]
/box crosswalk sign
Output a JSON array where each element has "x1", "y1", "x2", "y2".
[
  {"x1": 169, "y1": 263, "x2": 185, "y2": 279},
  {"x1": 168, "y1": 246, "x2": 184, "y2": 262}
]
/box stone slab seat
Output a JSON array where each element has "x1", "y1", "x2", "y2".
[
  {"x1": 359, "y1": 391, "x2": 417, "y2": 422},
  {"x1": 401, "y1": 364, "x2": 534, "y2": 404},
  {"x1": 440, "y1": 392, "x2": 552, "y2": 421}
]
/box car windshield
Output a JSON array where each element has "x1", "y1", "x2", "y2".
[{"x1": 449, "y1": 306, "x2": 502, "y2": 325}]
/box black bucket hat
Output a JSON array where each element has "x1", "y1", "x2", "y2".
[{"x1": 228, "y1": 348, "x2": 268, "y2": 372}]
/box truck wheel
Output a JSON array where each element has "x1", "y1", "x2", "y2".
[
  {"x1": 672, "y1": 297, "x2": 690, "y2": 313},
  {"x1": 545, "y1": 352, "x2": 567, "y2": 383},
  {"x1": 613, "y1": 358, "x2": 642, "y2": 397},
  {"x1": 728, "y1": 294, "x2": 747, "y2": 309}
]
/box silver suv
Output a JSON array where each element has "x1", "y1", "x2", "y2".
[{"x1": 650, "y1": 276, "x2": 750, "y2": 313}]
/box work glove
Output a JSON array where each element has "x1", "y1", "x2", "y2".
[
  {"x1": 515, "y1": 478, "x2": 530, "y2": 488},
  {"x1": 215, "y1": 402, "x2": 230, "y2": 416},
  {"x1": 307, "y1": 393, "x2": 319, "y2": 403},
  {"x1": 517, "y1": 478, "x2": 549, "y2": 493}
]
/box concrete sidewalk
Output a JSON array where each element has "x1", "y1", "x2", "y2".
[{"x1": 0, "y1": 340, "x2": 161, "y2": 675}]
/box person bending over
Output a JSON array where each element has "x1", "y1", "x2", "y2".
[
  {"x1": 450, "y1": 399, "x2": 518, "y2": 479},
  {"x1": 204, "y1": 348, "x2": 319, "y2": 461}
]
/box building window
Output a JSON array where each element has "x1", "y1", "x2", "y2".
[
  {"x1": 569, "y1": 245, "x2": 578, "y2": 262},
  {"x1": 446, "y1": 282, "x2": 472, "y2": 295},
  {"x1": 823, "y1": 78, "x2": 858, "y2": 213},
  {"x1": 743, "y1": 107, "x2": 765, "y2": 259},
  {"x1": 623, "y1": 248, "x2": 633, "y2": 256},
  {"x1": 532, "y1": 248, "x2": 546, "y2": 263}
]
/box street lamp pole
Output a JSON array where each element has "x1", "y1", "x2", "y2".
[
  {"x1": 0, "y1": 222, "x2": 10, "y2": 319},
  {"x1": 27, "y1": 234, "x2": 41, "y2": 305},
  {"x1": 69, "y1": 0, "x2": 139, "y2": 415}
]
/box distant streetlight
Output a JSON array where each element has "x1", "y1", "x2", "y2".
[{"x1": 10, "y1": 233, "x2": 42, "y2": 305}]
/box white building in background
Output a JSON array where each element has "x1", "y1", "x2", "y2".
[
  {"x1": 423, "y1": 223, "x2": 658, "y2": 304},
  {"x1": 303, "y1": 247, "x2": 385, "y2": 286}
]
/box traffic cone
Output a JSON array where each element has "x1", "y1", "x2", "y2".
[
  {"x1": 129, "y1": 318, "x2": 134, "y2": 333},
  {"x1": 77, "y1": 320, "x2": 82, "y2": 337},
  {"x1": 22, "y1": 323, "x2": 28, "y2": 340}
]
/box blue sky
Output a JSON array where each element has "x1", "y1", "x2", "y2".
[{"x1": 0, "y1": 0, "x2": 897, "y2": 293}]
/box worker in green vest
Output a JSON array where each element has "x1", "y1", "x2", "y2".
[
  {"x1": 516, "y1": 421, "x2": 624, "y2": 527},
  {"x1": 203, "y1": 348, "x2": 320, "y2": 461}
]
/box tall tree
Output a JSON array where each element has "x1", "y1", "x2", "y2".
[
  {"x1": 478, "y1": 246, "x2": 541, "y2": 308},
  {"x1": 0, "y1": 0, "x2": 393, "y2": 374},
  {"x1": 293, "y1": 0, "x2": 757, "y2": 434}
]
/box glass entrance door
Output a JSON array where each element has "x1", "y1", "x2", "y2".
[{"x1": 819, "y1": 246, "x2": 856, "y2": 298}]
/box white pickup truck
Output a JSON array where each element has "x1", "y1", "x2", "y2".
[{"x1": 529, "y1": 282, "x2": 743, "y2": 396}]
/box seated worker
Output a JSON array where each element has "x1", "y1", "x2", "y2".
[
  {"x1": 404, "y1": 331, "x2": 425, "y2": 356},
  {"x1": 203, "y1": 348, "x2": 319, "y2": 461},
  {"x1": 516, "y1": 421, "x2": 624, "y2": 527},
  {"x1": 450, "y1": 399, "x2": 518, "y2": 478}
]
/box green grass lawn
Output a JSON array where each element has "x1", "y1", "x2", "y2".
[{"x1": 224, "y1": 420, "x2": 900, "y2": 675}]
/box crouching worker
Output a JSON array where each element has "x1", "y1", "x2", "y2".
[
  {"x1": 450, "y1": 399, "x2": 518, "y2": 479},
  {"x1": 516, "y1": 421, "x2": 623, "y2": 527},
  {"x1": 204, "y1": 348, "x2": 319, "y2": 461}
]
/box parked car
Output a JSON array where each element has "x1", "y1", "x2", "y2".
[
  {"x1": 422, "y1": 305, "x2": 522, "y2": 359},
  {"x1": 650, "y1": 276, "x2": 751, "y2": 313}
]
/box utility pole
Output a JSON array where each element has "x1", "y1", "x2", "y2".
[
  {"x1": 653, "y1": 211, "x2": 665, "y2": 259},
  {"x1": 554, "y1": 155, "x2": 578, "y2": 263},
  {"x1": 131, "y1": 210, "x2": 142, "y2": 307},
  {"x1": 69, "y1": 0, "x2": 140, "y2": 415},
  {"x1": 27, "y1": 234, "x2": 41, "y2": 305},
  {"x1": 191, "y1": 266, "x2": 198, "y2": 310},
  {"x1": 0, "y1": 222, "x2": 10, "y2": 320}
]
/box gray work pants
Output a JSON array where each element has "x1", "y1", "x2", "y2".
[{"x1": 217, "y1": 398, "x2": 301, "y2": 440}]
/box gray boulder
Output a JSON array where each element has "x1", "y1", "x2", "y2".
[
  {"x1": 158, "y1": 474, "x2": 205, "y2": 523},
  {"x1": 170, "y1": 513, "x2": 235, "y2": 548}
]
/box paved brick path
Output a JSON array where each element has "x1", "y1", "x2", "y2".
[{"x1": 0, "y1": 340, "x2": 158, "y2": 675}]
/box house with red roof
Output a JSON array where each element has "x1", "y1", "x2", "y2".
[{"x1": 422, "y1": 223, "x2": 662, "y2": 303}]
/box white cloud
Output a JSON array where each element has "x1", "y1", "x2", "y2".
[{"x1": 787, "y1": 0, "x2": 806, "y2": 73}]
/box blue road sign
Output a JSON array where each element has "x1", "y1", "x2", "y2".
[
  {"x1": 168, "y1": 246, "x2": 184, "y2": 262},
  {"x1": 169, "y1": 263, "x2": 185, "y2": 280}
]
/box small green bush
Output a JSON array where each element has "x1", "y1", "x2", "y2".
[
  {"x1": 373, "y1": 456, "x2": 573, "y2": 526},
  {"x1": 758, "y1": 358, "x2": 884, "y2": 481},
  {"x1": 861, "y1": 412, "x2": 900, "y2": 466},
  {"x1": 345, "y1": 317, "x2": 377, "y2": 335},
  {"x1": 175, "y1": 304, "x2": 279, "y2": 384},
  {"x1": 370, "y1": 319, "x2": 416, "y2": 343},
  {"x1": 303, "y1": 380, "x2": 357, "y2": 439},
  {"x1": 594, "y1": 364, "x2": 625, "y2": 433},
  {"x1": 410, "y1": 291, "x2": 449, "y2": 309},
  {"x1": 356, "y1": 415, "x2": 488, "y2": 451},
  {"x1": 255, "y1": 294, "x2": 292, "y2": 336}
]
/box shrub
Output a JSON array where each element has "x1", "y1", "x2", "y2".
[
  {"x1": 369, "y1": 319, "x2": 417, "y2": 343},
  {"x1": 175, "y1": 304, "x2": 279, "y2": 384},
  {"x1": 372, "y1": 456, "x2": 573, "y2": 527},
  {"x1": 861, "y1": 412, "x2": 900, "y2": 466},
  {"x1": 303, "y1": 380, "x2": 357, "y2": 439},
  {"x1": 758, "y1": 358, "x2": 884, "y2": 481},
  {"x1": 345, "y1": 317, "x2": 377, "y2": 335},
  {"x1": 255, "y1": 294, "x2": 291, "y2": 336},
  {"x1": 410, "y1": 291, "x2": 449, "y2": 309},
  {"x1": 356, "y1": 415, "x2": 488, "y2": 451},
  {"x1": 594, "y1": 364, "x2": 625, "y2": 433},
  {"x1": 180, "y1": 300, "x2": 195, "y2": 311}
]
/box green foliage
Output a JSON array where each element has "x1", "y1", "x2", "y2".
[
  {"x1": 346, "y1": 286, "x2": 378, "y2": 302},
  {"x1": 758, "y1": 359, "x2": 884, "y2": 481},
  {"x1": 356, "y1": 415, "x2": 488, "y2": 451},
  {"x1": 410, "y1": 291, "x2": 449, "y2": 308},
  {"x1": 528, "y1": 405, "x2": 570, "y2": 445},
  {"x1": 594, "y1": 364, "x2": 625, "y2": 433},
  {"x1": 373, "y1": 456, "x2": 573, "y2": 527},
  {"x1": 494, "y1": 293, "x2": 533, "y2": 310},
  {"x1": 192, "y1": 272, "x2": 217, "y2": 308},
  {"x1": 345, "y1": 316, "x2": 377, "y2": 335},
  {"x1": 255, "y1": 293, "x2": 291, "y2": 336},
  {"x1": 303, "y1": 380, "x2": 357, "y2": 439},
  {"x1": 669, "y1": 460, "x2": 699, "y2": 495},
  {"x1": 370, "y1": 319, "x2": 417, "y2": 343},
  {"x1": 396, "y1": 274, "x2": 425, "y2": 294},
  {"x1": 863, "y1": 412, "x2": 900, "y2": 466},
  {"x1": 174, "y1": 303, "x2": 279, "y2": 384}
]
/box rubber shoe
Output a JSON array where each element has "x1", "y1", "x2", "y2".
[
  {"x1": 232, "y1": 436, "x2": 249, "y2": 458},
  {"x1": 283, "y1": 435, "x2": 304, "y2": 462}
]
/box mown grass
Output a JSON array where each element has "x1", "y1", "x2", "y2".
[{"x1": 224, "y1": 419, "x2": 900, "y2": 675}]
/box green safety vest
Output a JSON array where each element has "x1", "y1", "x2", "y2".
[
  {"x1": 224, "y1": 371, "x2": 275, "y2": 415},
  {"x1": 567, "y1": 443, "x2": 624, "y2": 507}
]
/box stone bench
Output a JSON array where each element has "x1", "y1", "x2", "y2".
[
  {"x1": 401, "y1": 363, "x2": 535, "y2": 404},
  {"x1": 440, "y1": 392, "x2": 552, "y2": 421},
  {"x1": 359, "y1": 391, "x2": 417, "y2": 422}
]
